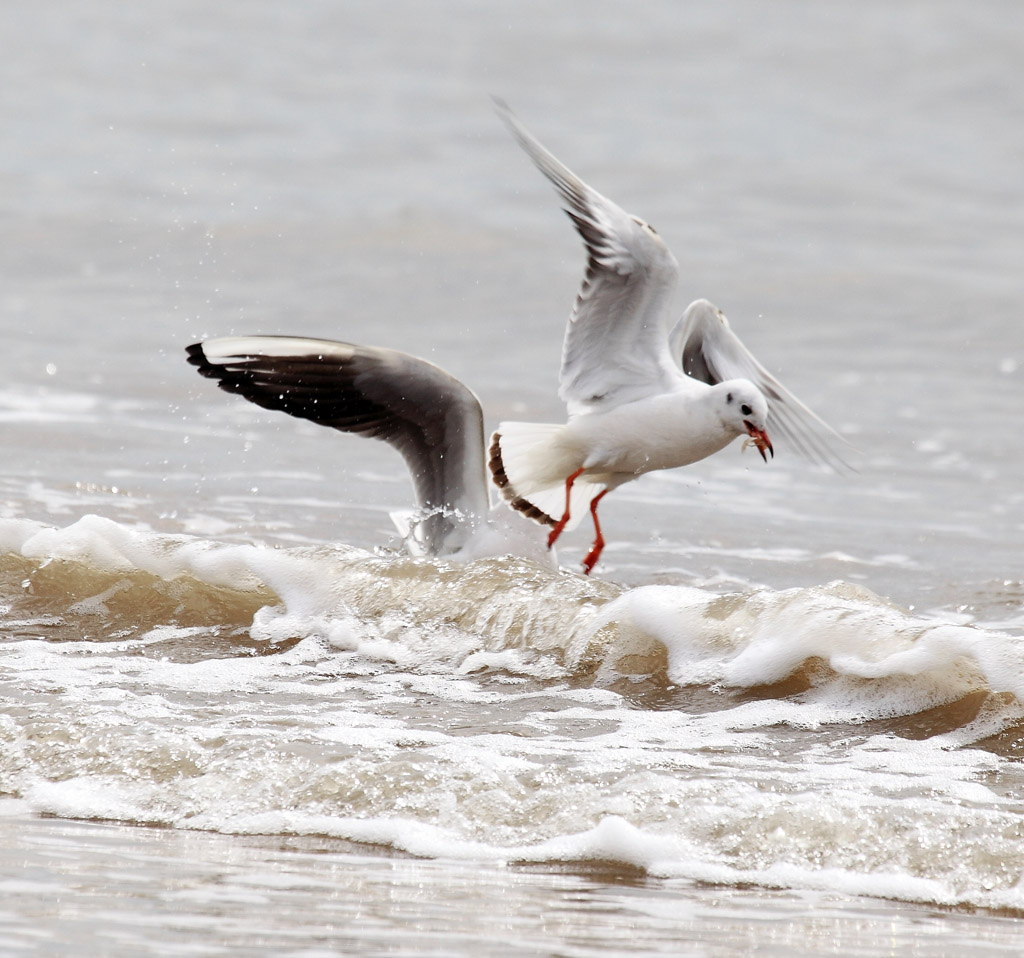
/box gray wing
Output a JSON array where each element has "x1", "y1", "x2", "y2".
[
  {"x1": 187, "y1": 336, "x2": 491, "y2": 546},
  {"x1": 671, "y1": 300, "x2": 854, "y2": 471},
  {"x1": 496, "y1": 100, "x2": 685, "y2": 415}
]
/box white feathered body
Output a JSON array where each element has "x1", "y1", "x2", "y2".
[{"x1": 491, "y1": 385, "x2": 746, "y2": 532}]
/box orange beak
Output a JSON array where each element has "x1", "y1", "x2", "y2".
[{"x1": 744, "y1": 421, "x2": 774, "y2": 462}]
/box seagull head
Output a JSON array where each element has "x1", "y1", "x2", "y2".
[{"x1": 719, "y1": 382, "x2": 773, "y2": 463}]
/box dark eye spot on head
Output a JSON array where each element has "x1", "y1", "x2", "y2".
[
  {"x1": 726, "y1": 392, "x2": 733, "y2": 404},
  {"x1": 740, "y1": 403, "x2": 752, "y2": 416}
]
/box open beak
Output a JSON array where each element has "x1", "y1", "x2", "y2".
[{"x1": 743, "y1": 421, "x2": 774, "y2": 463}]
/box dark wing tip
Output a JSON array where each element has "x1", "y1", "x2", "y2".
[
  {"x1": 185, "y1": 341, "x2": 238, "y2": 385},
  {"x1": 185, "y1": 340, "x2": 260, "y2": 397},
  {"x1": 185, "y1": 341, "x2": 206, "y2": 367}
]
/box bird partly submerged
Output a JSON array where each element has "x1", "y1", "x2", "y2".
[
  {"x1": 487, "y1": 100, "x2": 850, "y2": 574},
  {"x1": 186, "y1": 337, "x2": 553, "y2": 565}
]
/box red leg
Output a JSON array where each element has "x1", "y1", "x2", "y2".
[
  {"x1": 581, "y1": 489, "x2": 610, "y2": 575},
  {"x1": 547, "y1": 467, "x2": 584, "y2": 549}
]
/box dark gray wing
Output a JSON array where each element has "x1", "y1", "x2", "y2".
[
  {"x1": 671, "y1": 300, "x2": 855, "y2": 471},
  {"x1": 187, "y1": 336, "x2": 491, "y2": 548}
]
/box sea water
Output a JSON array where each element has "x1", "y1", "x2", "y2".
[{"x1": 2, "y1": 1, "x2": 1024, "y2": 955}]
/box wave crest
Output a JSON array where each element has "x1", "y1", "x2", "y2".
[{"x1": 3, "y1": 516, "x2": 1023, "y2": 727}]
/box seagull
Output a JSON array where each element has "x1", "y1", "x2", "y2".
[
  {"x1": 186, "y1": 337, "x2": 553, "y2": 564},
  {"x1": 488, "y1": 101, "x2": 850, "y2": 575}
]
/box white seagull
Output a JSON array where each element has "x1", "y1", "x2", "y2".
[
  {"x1": 488, "y1": 101, "x2": 850, "y2": 575},
  {"x1": 186, "y1": 337, "x2": 553, "y2": 564}
]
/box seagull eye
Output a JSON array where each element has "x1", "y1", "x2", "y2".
[{"x1": 740, "y1": 403, "x2": 752, "y2": 416}]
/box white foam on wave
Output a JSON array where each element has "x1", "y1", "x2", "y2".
[
  {"x1": 1, "y1": 515, "x2": 609, "y2": 678},
  {"x1": 18, "y1": 751, "x2": 1024, "y2": 912},
  {"x1": 5, "y1": 515, "x2": 1024, "y2": 713},
  {"x1": 76, "y1": 796, "x2": 1021, "y2": 911},
  {"x1": 3, "y1": 636, "x2": 1023, "y2": 910},
  {"x1": 6, "y1": 514, "x2": 1024, "y2": 912},
  {"x1": 590, "y1": 581, "x2": 1024, "y2": 718}
]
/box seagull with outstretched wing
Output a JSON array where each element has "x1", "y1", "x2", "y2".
[{"x1": 488, "y1": 101, "x2": 850, "y2": 574}]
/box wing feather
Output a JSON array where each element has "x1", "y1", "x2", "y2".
[
  {"x1": 496, "y1": 100, "x2": 684, "y2": 415},
  {"x1": 671, "y1": 300, "x2": 855, "y2": 471},
  {"x1": 186, "y1": 336, "x2": 491, "y2": 519}
]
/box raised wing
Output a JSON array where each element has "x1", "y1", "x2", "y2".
[
  {"x1": 186, "y1": 336, "x2": 492, "y2": 545},
  {"x1": 671, "y1": 300, "x2": 854, "y2": 471},
  {"x1": 496, "y1": 100, "x2": 684, "y2": 416}
]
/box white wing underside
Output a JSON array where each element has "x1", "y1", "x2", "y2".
[{"x1": 495, "y1": 100, "x2": 688, "y2": 418}]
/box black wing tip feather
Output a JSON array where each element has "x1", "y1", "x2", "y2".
[
  {"x1": 185, "y1": 341, "x2": 243, "y2": 388},
  {"x1": 184, "y1": 337, "x2": 482, "y2": 461},
  {"x1": 185, "y1": 341, "x2": 209, "y2": 369},
  {"x1": 186, "y1": 339, "x2": 339, "y2": 414}
]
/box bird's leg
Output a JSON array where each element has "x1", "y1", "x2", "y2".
[
  {"x1": 580, "y1": 489, "x2": 610, "y2": 575},
  {"x1": 547, "y1": 467, "x2": 584, "y2": 549}
]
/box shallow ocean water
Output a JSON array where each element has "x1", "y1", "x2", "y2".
[{"x1": 2, "y1": 1, "x2": 1024, "y2": 955}]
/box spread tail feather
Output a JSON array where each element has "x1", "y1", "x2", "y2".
[{"x1": 488, "y1": 423, "x2": 603, "y2": 533}]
